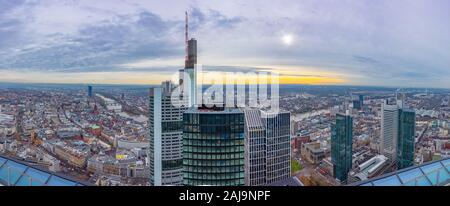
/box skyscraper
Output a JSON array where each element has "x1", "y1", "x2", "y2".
[
  {"x1": 352, "y1": 94, "x2": 363, "y2": 110},
  {"x1": 88, "y1": 85, "x2": 93, "y2": 97},
  {"x1": 183, "y1": 106, "x2": 245, "y2": 186},
  {"x1": 331, "y1": 112, "x2": 353, "y2": 183},
  {"x1": 149, "y1": 81, "x2": 188, "y2": 186},
  {"x1": 244, "y1": 109, "x2": 291, "y2": 186},
  {"x1": 381, "y1": 99, "x2": 400, "y2": 162},
  {"x1": 380, "y1": 99, "x2": 415, "y2": 169},
  {"x1": 397, "y1": 109, "x2": 415, "y2": 169}
]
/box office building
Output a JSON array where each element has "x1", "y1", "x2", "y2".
[
  {"x1": 331, "y1": 112, "x2": 353, "y2": 183},
  {"x1": 380, "y1": 99, "x2": 416, "y2": 169},
  {"x1": 397, "y1": 109, "x2": 416, "y2": 169},
  {"x1": 381, "y1": 99, "x2": 400, "y2": 162},
  {"x1": 149, "y1": 81, "x2": 188, "y2": 186},
  {"x1": 88, "y1": 85, "x2": 93, "y2": 97},
  {"x1": 244, "y1": 109, "x2": 291, "y2": 186},
  {"x1": 183, "y1": 106, "x2": 245, "y2": 186},
  {"x1": 352, "y1": 95, "x2": 363, "y2": 110}
]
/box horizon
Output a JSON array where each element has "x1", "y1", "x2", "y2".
[{"x1": 1, "y1": 81, "x2": 449, "y2": 91}]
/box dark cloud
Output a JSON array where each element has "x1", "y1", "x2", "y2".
[
  {"x1": 0, "y1": 6, "x2": 246, "y2": 73},
  {"x1": 0, "y1": 10, "x2": 182, "y2": 71}
]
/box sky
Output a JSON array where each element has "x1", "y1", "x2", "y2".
[{"x1": 0, "y1": 0, "x2": 449, "y2": 88}]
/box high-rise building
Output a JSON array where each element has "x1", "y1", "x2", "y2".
[
  {"x1": 381, "y1": 99, "x2": 400, "y2": 162},
  {"x1": 352, "y1": 95, "x2": 363, "y2": 110},
  {"x1": 244, "y1": 109, "x2": 291, "y2": 186},
  {"x1": 397, "y1": 109, "x2": 416, "y2": 169},
  {"x1": 88, "y1": 85, "x2": 93, "y2": 97},
  {"x1": 149, "y1": 81, "x2": 188, "y2": 186},
  {"x1": 380, "y1": 99, "x2": 415, "y2": 169},
  {"x1": 183, "y1": 106, "x2": 245, "y2": 186},
  {"x1": 331, "y1": 112, "x2": 353, "y2": 183}
]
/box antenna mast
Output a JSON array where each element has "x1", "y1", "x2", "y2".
[{"x1": 185, "y1": 11, "x2": 189, "y2": 64}]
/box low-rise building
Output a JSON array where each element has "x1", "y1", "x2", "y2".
[{"x1": 301, "y1": 141, "x2": 330, "y2": 164}]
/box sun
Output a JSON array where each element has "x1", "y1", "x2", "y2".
[{"x1": 282, "y1": 34, "x2": 294, "y2": 46}]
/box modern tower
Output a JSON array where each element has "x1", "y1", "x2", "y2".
[
  {"x1": 381, "y1": 99, "x2": 400, "y2": 163},
  {"x1": 331, "y1": 111, "x2": 353, "y2": 183},
  {"x1": 381, "y1": 99, "x2": 415, "y2": 169},
  {"x1": 244, "y1": 109, "x2": 291, "y2": 186},
  {"x1": 88, "y1": 85, "x2": 93, "y2": 97},
  {"x1": 397, "y1": 108, "x2": 416, "y2": 169},
  {"x1": 183, "y1": 106, "x2": 245, "y2": 186},
  {"x1": 352, "y1": 95, "x2": 363, "y2": 110},
  {"x1": 149, "y1": 81, "x2": 188, "y2": 186}
]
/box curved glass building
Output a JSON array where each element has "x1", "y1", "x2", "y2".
[{"x1": 183, "y1": 106, "x2": 245, "y2": 186}]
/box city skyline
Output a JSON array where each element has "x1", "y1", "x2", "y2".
[{"x1": 0, "y1": 0, "x2": 449, "y2": 88}]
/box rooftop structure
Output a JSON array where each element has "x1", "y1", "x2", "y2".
[{"x1": 349, "y1": 155, "x2": 389, "y2": 183}]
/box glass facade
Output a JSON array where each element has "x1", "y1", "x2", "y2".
[
  {"x1": 244, "y1": 110, "x2": 291, "y2": 186},
  {"x1": 397, "y1": 109, "x2": 415, "y2": 169},
  {"x1": 331, "y1": 113, "x2": 353, "y2": 182},
  {"x1": 0, "y1": 155, "x2": 86, "y2": 186},
  {"x1": 183, "y1": 108, "x2": 245, "y2": 186},
  {"x1": 353, "y1": 158, "x2": 450, "y2": 186},
  {"x1": 352, "y1": 95, "x2": 364, "y2": 110}
]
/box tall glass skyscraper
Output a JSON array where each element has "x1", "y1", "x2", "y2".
[
  {"x1": 397, "y1": 109, "x2": 415, "y2": 169},
  {"x1": 149, "y1": 81, "x2": 188, "y2": 186},
  {"x1": 88, "y1": 85, "x2": 93, "y2": 97},
  {"x1": 352, "y1": 95, "x2": 364, "y2": 110},
  {"x1": 331, "y1": 112, "x2": 353, "y2": 183},
  {"x1": 183, "y1": 106, "x2": 245, "y2": 186}
]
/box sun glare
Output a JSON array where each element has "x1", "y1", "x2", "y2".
[{"x1": 282, "y1": 34, "x2": 294, "y2": 46}]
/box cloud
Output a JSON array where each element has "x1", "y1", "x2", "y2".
[{"x1": 0, "y1": 0, "x2": 448, "y2": 88}]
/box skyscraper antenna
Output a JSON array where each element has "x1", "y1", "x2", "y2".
[{"x1": 185, "y1": 11, "x2": 189, "y2": 63}]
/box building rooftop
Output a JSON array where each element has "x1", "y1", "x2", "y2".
[
  {"x1": 350, "y1": 155, "x2": 388, "y2": 181},
  {"x1": 352, "y1": 157, "x2": 450, "y2": 186},
  {"x1": 186, "y1": 105, "x2": 243, "y2": 114},
  {"x1": 0, "y1": 155, "x2": 89, "y2": 186},
  {"x1": 266, "y1": 177, "x2": 304, "y2": 186}
]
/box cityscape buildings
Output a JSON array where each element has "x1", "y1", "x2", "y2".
[{"x1": 0, "y1": 6, "x2": 449, "y2": 189}]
